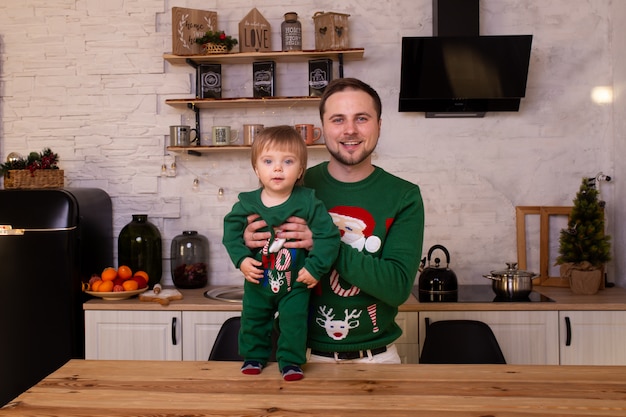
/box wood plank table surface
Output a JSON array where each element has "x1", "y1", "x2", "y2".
[{"x1": 2, "y1": 360, "x2": 626, "y2": 416}]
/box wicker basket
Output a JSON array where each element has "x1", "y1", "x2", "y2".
[
  {"x1": 4, "y1": 169, "x2": 64, "y2": 189},
  {"x1": 201, "y1": 42, "x2": 228, "y2": 54}
]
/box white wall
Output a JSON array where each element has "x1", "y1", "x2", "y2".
[
  {"x1": 612, "y1": 1, "x2": 626, "y2": 289},
  {"x1": 1, "y1": 0, "x2": 623, "y2": 288}
]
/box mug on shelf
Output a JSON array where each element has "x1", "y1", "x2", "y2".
[
  {"x1": 295, "y1": 124, "x2": 322, "y2": 145},
  {"x1": 170, "y1": 125, "x2": 198, "y2": 147},
  {"x1": 212, "y1": 126, "x2": 239, "y2": 146},
  {"x1": 243, "y1": 124, "x2": 264, "y2": 146}
]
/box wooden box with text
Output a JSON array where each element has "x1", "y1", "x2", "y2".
[{"x1": 172, "y1": 7, "x2": 217, "y2": 55}]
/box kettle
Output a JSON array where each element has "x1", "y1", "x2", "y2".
[{"x1": 417, "y1": 244, "x2": 458, "y2": 302}]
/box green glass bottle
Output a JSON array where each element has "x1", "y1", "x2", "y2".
[{"x1": 118, "y1": 214, "x2": 162, "y2": 288}]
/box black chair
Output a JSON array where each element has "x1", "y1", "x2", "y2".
[
  {"x1": 419, "y1": 319, "x2": 506, "y2": 364},
  {"x1": 208, "y1": 316, "x2": 278, "y2": 362},
  {"x1": 209, "y1": 316, "x2": 244, "y2": 361}
]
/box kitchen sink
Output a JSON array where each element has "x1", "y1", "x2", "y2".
[{"x1": 204, "y1": 286, "x2": 244, "y2": 303}]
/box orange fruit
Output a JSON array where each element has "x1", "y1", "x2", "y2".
[
  {"x1": 90, "y1": 279, "x2": 103, "y2": 292},
  {"x1": 117, "y1": 265, "x2": 133, "y2": 280},
  {"x1": 101, "y1": 267, "x2": 117, "y2": 281},
  {"x1": 122, "y1": 280, "x2": 139, "y2": 291},
  {"x1": 98, "y1": 280, "x2": 114, "y2": 292},
  {"x1": 133, "y1": 270, "x2": 149, "y2": 281}
]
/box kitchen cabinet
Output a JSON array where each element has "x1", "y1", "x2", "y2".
[
  {"x1": 85, "y1": 310, "x2": 182, "y2": 360},
  {"x1": 84, "y1": 310, "x2": 240, "y2": 361},
  {"x1": 418, "y1": 311, "x2": 560, "y2": 365},
  {"x1": 395, "y1": 312, "x2": 419, "y2": 364},
  {"x1": 84, "y1": 287, "x2": 626, "y2": 365},
  {"x1": 163, "y1": 49, "x2": 364, "y2": 154},
  {"x1": 181, "y1": 311, "x2": 241, "y2": 361},
  {"x1": 86, "y1": 309, "x2": 417, "y2": 363},
  {"x1": 559, "y1": 311, "x2": 626, "y2": 365}
]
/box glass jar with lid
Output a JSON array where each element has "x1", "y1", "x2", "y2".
[
  {"x1": 281, "y1": 12, "x2": 302, "y2": 51},
  {"x1": 170, "y1": 230, "x2": 209, "y2": 289}
]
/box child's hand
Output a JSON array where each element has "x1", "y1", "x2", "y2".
[
  {"x1": 240, "y1": 257, "x2": 264, "y2": 284},
  {"x1": 296, "y1": 267, "x2": 318, "y2": 289}
]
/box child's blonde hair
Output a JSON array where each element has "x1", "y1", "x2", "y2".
[{"x1": 250, "y1": 125, "x2": 308, "y2": 186}]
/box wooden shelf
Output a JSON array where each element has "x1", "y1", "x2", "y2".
[
  {"x1": 163, "y1": 48, "x2": 364, "y2": 65},
  {"x1": 165, "y1": 96, "x2": 320, "y2": 110},
  {"x1": 167, "y1": 144, "x2": 327, "y2": 154}
]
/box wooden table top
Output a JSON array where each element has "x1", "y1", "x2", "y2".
[{"x1": 2, "y1": 360, "x2": 626, "y2": 416}]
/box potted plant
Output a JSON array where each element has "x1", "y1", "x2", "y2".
[
  {"x1": 195, "y1": 30, "x2": 238, "y2": 54},
  {"x1": 0, "y1": 148, "x2": 63, "y2": 189},
  {"x1": 555, "y1": 177, "x2": 611, "y2": 294}
]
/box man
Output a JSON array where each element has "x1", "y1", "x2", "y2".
[{"x1": 244, "y1": 78, "x2": 424, "y2": 363}]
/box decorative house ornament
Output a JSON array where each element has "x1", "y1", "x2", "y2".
[
  {"x1": 172, "y1": 7, "x2": 217, "y2": 56},
  {"x1": 239, "y1": 8, "x2": 271, "y2": 52},
  {"x1": 312, "y1": 11, "x2": 350, "y2": 50}
]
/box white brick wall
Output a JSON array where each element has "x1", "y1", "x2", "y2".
[{"x1": 1, "y1": 0, "x2": 623, "y2": 287}]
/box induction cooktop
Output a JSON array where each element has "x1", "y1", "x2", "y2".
[{"x1": 413, "y1": 285, "x2": 555, "y2": 303}]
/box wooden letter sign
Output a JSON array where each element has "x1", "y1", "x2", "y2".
[
  {"x1": 172, "y1": 7, "x2": 217, "y2": 56},
  {"x1": 239, "y1": 8, "x2": 271, "y2": 52}
]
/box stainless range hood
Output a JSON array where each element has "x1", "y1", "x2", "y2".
[{"x1": 398, "y1": 0, "x2": 533, "y2": 118}]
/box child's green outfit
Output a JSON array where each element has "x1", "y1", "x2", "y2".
[{"x1": 223, "y1": 186, "x2": 340, "y2": 373}]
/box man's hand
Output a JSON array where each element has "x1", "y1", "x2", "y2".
[
  {"x1": 276, "y1": 216, "x2": 314, "y2": 250},
  {"x1": 244, "y1": 214, "x2": 314, "y2": 251},
  {"x1": 244, "y1": 214, "x2": 271, "y2": 249}
]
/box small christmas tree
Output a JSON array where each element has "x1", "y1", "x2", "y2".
[{"x1": 556, "y1": 177, "x2": 611, "y2": 268}]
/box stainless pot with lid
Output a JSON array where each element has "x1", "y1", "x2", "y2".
[
  {"x1": 483, "y1": 262, "x2": 537, "y2": 299},
  {"x1": 418, "y1": 244, "x2": 458, "y2": 302}
]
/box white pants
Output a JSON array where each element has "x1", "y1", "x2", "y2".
[{"x1": 306, "y1": 344, "x2": 401, "y2": 364}]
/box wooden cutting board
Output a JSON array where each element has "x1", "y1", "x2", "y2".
[{"x1": 139, "y1": 288, "x2": 183, "y2": 306}]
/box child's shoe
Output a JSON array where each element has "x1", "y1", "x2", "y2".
[
  {"x1": 281, "y1": 364, "x2": 304, "y2": 381},
  {"x1": 241, "y1": 360, "x2": 263, "y2": 375}
]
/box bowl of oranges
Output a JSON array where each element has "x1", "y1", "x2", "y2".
[{"x1": 83, "y1": 266, "x2": 149, "y2": 300}]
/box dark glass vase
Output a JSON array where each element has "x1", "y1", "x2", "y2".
[
  {"x1": 118, "y1": 214, "x2": 162, "y2": 288},
  {"x1": 171, "y1": 231, "x2": 209, "y2": 289}
]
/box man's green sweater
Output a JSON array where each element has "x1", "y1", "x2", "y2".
[{"x1": 304, "y1": 162, "x2": 425, "y2": 352}]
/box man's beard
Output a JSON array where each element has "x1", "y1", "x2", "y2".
[{"x1": 327, "y1": 144, "x2": 375, "y2": 166}]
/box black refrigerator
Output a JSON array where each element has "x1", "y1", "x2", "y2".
[{"x1": 0, "y1": 188, "x2": 113, "y2": 406}]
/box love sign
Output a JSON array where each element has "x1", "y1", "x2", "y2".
[{"x1": 238, "y1": 8, "x2": 272, "y2": 52}]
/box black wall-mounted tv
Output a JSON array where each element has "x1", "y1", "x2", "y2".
[{"x1": 399, "y1": 35, "x2": 533, "y2": 116}]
